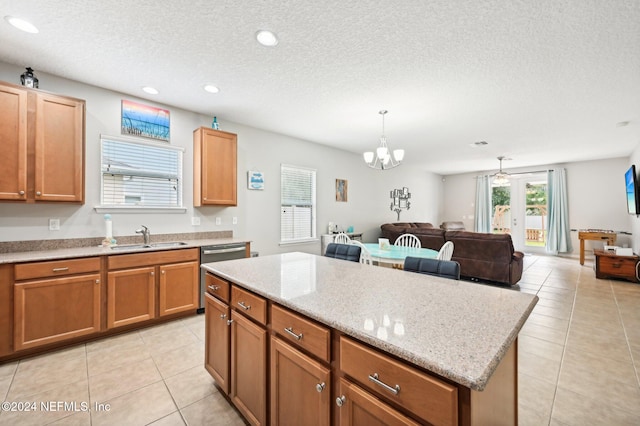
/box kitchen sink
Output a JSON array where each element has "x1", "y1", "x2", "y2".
[{"x1": 110, "y1": 242, "x2": 188, "y2": 250}]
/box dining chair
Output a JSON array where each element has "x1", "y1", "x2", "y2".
[
  {"x1": 333, "y1": 232, "x2": 351, "y2": 244},
  {"x1": 349, "y1": 240, "x2": 374, "y2": 265},
  {"x1": 324, "y1": 243, "x2": 361, "y2": 262},
  {"x1": 403, "y1": 257, "x2": 460, "y2": 280},
  {"x1": 437, "y1": 241, "x2": 454, "y2": 261},
  {"x1": 394, "y1": 233, "x2": 421, "y2": 248}
]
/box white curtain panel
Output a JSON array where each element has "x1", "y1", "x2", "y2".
[
  {"x1": 546, "y1": 168, "x2": 573, "y2": 254},
  {"x1": 474, "y1": 175, "x2": 492, "y2": 233}
]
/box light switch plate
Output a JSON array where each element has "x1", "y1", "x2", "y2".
[
  {"x1": 191, "y1": 217, "x2": 201, "y2": 226},
  {"x1": 215, "y1": 217, "x2": 221, "y2": 225},
  {"x1": 49, "y1": 218, "x2": 60, "y2": 231},
  {"x1": 233, "y1": 217, "x2": 238, "y2": 225}
]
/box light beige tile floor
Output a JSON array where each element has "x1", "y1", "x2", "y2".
[{"x1": 0, "y1": 254, "x2": 639, "y2": 425}]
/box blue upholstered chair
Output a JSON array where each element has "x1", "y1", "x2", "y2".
[
  {"x1": 324, "y1": 243, "x2": 362, "y2": 262},
  {"x1": 403, "y1": 257, "x2": 461, "y2": 280}
]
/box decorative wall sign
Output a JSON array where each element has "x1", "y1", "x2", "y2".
[
  {"x1": 248, "y1": 171, "x2": 265, "y2": 190},
  {"x1": 336, "y1": 179, "x2": 348, "y2": 202},
  {"x1": 121, "y1": 100, "x2": 170, "y2": 142}
]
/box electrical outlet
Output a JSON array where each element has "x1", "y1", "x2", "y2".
[
  {"x1": 49, "y1": 218, "x2": 60, "y2": 231},
  {"x1": 215, "y1": 217, "x2": 221, "y2": 225},
  {"x1": 233, "y1": 217, "x2": 238, "y2": 225},
  {"x1": 191, "y1": 217, "x2": 201, "y2": 226}
]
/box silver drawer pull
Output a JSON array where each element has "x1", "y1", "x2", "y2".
[
  {"x1": 237, "y1": 301, "x2": 251, "y2": 310},
  {"x1": 336, "y1": 396, "x2": 346, "y2": 407},
  {"x1": 208, "y1": 285, "x2": 220, "y2": 291},
  {"x1": 315, "y1": 382, "x2": 325, "y2": 393},
  {"x1": 368, "y1": 373, "x2": 400, "y2": 395},
  {"x1": 52, "y1": 267, "x2": 69, "y2": 272},
  {"x1": 284, "y1": 327, "x2": 303, "y2": 341}
]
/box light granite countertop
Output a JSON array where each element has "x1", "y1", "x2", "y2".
[
  {"x1": 0, "y1": 238, "x2": 251, "y2": 264},
  {"x1": 202, "y1": 251, "x2": 538, "y2": 391}
]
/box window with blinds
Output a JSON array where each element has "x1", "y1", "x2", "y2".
[
  {"x1": 100, "y1": 136, "x2": 183, "y2": 208},
  {"x1": 281, "y1": 164, "x2": 317, "y2": 243}
]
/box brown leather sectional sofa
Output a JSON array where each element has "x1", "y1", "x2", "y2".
[{"x1": 381, "y1": 222, "x2": 524, "y2": 285}]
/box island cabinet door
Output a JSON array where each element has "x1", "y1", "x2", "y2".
[
  {"x1": 270, "y1": 336, "x2": 331, "y2": 426},
  {"x1": 335, "y1": 378, "x2": 421, "y2": 426},
  {"x1": 230, "y1": 310, "x2": 267, "y2": 426},
  {"x1": 204, "y1": 293, "x2": 230, "y2": 394}
]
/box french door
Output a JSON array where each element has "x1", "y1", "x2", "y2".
[{"x1": 492, "y1": 173, "x2": 548, "y2": 253}]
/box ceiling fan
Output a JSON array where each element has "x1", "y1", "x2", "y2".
[{"x1": 492, "y1": 156, "x2": 511, "y2": 185}]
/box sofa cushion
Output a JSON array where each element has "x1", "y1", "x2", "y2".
[
  {"x1": 440, "y1": 221, "x2": 465, "y2": 231},
  {"x1": 444, "y1": 231, "x2": 515, "y2": 263},
  {"x1": 410, "y1": 228, "x2": 446, "y2": 251}
]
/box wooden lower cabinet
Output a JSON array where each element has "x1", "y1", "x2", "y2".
[
  {"x1": 107, "y1": 267, "x2": 156, "y2": 328},
  {"x1": 14, "y1": 273, "x2": 101, "y2": 351},
  {"x1": 231, "y1": 309, "x2": 267, "y2": 426},
  {"x1": 204, "y1": 293, "x2": 231, "y2": 394},
  {"x1": 336, "y1": 378, "x2": 420, "y2": 426},
  {"x1": 159, "y1": 261, "x2": 199, "y2": 316},
  {"x1": 270, "y1": 336, "x2": 331, "y2": 426}
]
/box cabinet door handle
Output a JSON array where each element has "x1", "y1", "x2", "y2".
[
  {"x1": 208, "y1": 285, "x2": 220, "y2": 291},
  {"x1": 36, "y1": 191, "x2": 41, "y2": 196},
  {"x1": 220, "y1": 314, "x2": 227, "y2": 319},
  {"x1": 368, "y1": 373, "x2": 400, "y2": 395},
  {"x1": 315, "y1": 382, "x2": 325, "y2": 393},
  {"x1": 161, "y1": 270, "x2": 165, "y2": 274},
  {"x1": 19, "y1": 190, "x2": 25, "y2": 195},
  {"x1": 52, "y1": 267, "x2": 69, "y2": 272},
  {"x1": 237, "y1": 301, "x2": 251, "y2": 310},
  {"x1": 150, "y1": 272, "x2": 154, "y2": 276},
  {"x1": 336, "y1": 396, "x2": 346, "y2": 407},
  {"x1": 95, "y1": 279, "x2": 100, "y2": 284},
  {"x1": 284, "y1": 327, "x2": 303, "y2": 341},
  {"x1": 227, "y1": 319, "x2": 233, "y2": 326}
]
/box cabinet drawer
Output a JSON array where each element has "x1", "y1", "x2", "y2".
[
  {"x1": 599, "y1": 256, "x2": 637, "y2": 276},
  {"x1": 205, "y1": 273, "x2": 230, "y2": 303},
  {"x1": 340, "y1": 336, "x2": 457, "y2": 426},
  {"x1": 271, "y1": 304, "x2": 330, "y2": 362},
  {"x1": 231, "y1": 285, "x2": 266, "y2": 325},
  {"x1": 15, "y1": 257, "x2": 100, "y2": 280}
]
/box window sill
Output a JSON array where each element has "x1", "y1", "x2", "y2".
[
  {"x1": 94, "y1": 206, "x2": 187, "y2": 214},
  {"x1": 279, "y1": 238, "x2": 319, "y2": 246}
]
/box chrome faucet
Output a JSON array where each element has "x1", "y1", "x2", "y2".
[{"x1": 136, "y1": 225, "x2": 151, "y2": 245}]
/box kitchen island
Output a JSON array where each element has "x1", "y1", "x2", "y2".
[{"x1": 202, "y1": 252, "x2": 537, "y2": 425}]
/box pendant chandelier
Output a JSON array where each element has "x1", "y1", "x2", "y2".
[
  {"x1": 492, "y1": 156, "x2": 511, "y2": 186},
  {"x1": 363, "y1": 110, "x2": 404, "y2": 170}
]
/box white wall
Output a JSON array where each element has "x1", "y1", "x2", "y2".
[
  {"x1": 0, "y1": 62, "x2": 443, "y2": 255},
  {"x1": 441, "y1": 157, "x2": 634, "y2": 256}
]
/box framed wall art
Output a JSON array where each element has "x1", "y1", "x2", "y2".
[
  {"x1": 336, "y1": 179, "x2": 348, "y2": 202},
  {"x1": 248, "y1": 171, "x2": 265, "y2": 190},
  {"x1": 121, "y1": 100, "x2": 170, "y2": 142}
]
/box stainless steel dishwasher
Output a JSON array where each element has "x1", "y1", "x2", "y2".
[{"x1": 198, "y1": 242, "x2": 247, "y2": 313}]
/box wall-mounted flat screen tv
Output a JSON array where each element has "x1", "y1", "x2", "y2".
[{"x1": 625, "y1": 165, "x2": 639, "y2": 215}]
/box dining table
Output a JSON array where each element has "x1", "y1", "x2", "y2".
[{"x1": 362, "y1": 242, "x2": 439, "y2": 267}]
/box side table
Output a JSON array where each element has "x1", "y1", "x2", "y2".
[
  {"x1": 594, "y1": 249, "x2": 639, "y2": 283},
  {"x1": 578, "y1": 230, "x2": 616, "y2": 265},
  {"x1": 320, "y1": 233, "x2": 363, "y2": 254}
]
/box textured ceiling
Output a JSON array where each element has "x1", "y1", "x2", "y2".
[{"x1": 1, "y1": 0, "x2": 639, "y2": 174}]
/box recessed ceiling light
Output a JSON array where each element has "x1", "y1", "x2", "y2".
[
  {"x1": 255, "y1": 30, "x2": 278, "y2": 47},
  {"x1": 142, "y1": 86, "x2": 158, "y2": 95},
  {"x1": 4, "y1": 16, "x2": 39, "y2": 33},
  {"x1": 204, "y1": 84, "x2": 219, "y2": 93}
]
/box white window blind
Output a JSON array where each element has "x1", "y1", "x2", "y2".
[
  {"x1": 100, "y1": 136, "x2": 183, "y2": 208},
  {"x1": 281, "y1": 164, "x2": 316, "y2": 243}
]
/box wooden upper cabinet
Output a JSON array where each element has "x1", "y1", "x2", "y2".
[
  {"x1": 193, "y1": 127, "x2": 237, "y2": 206},
  {"x1": 0, "y1": 81, "x2": 85, "y2": 204},
  {"x1": 0, "y1": 84, "x2": 28, "y2": 201},
  {"x1": 35, "y1": 92, "x2": 85, "y2": 202}
]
